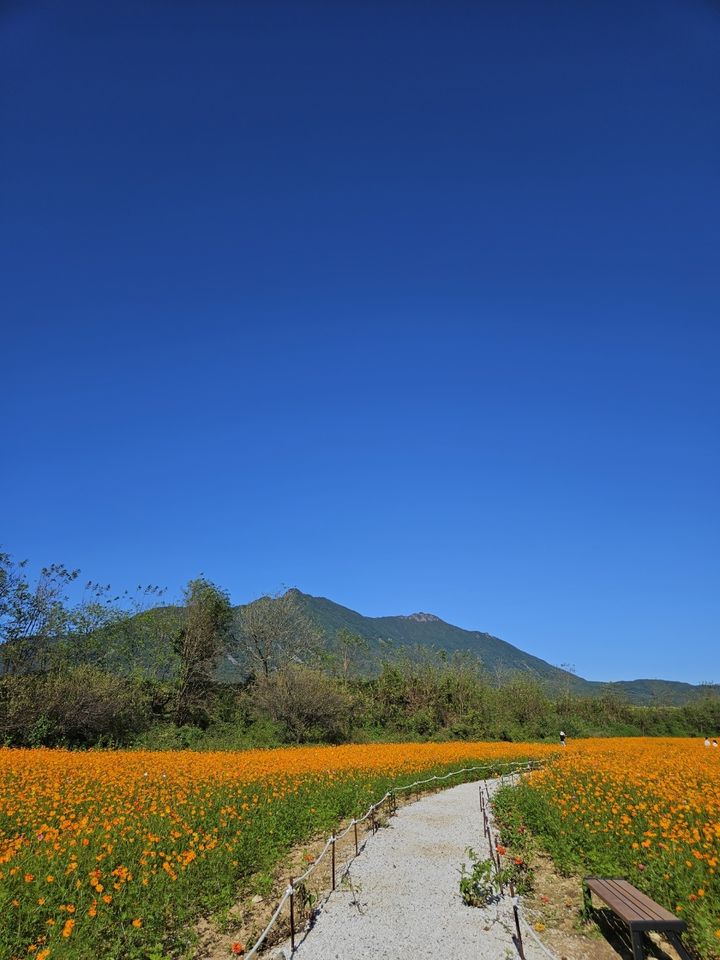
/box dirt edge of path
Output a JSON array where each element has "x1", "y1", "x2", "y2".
[{"x1": 193, "y1": 783, "x2": 434, "y2": 959}]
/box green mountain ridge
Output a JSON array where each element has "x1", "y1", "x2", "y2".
[
  {"x1": 286, "y1": 591, "x2": 716, "y2": 706},
  {"x1": 73, "y1": 590, "x2": 716, "y2": 706}
]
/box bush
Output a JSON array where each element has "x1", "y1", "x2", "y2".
[
  {"x1": 0, "y1": 667, "x2": 151, "y2": 746},
  {"x1": 249, "y1": 665, "x2": 355, "y2": 743}
]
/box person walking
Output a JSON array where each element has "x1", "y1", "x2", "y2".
[
  {"x1": 705, "y1": 737, "x2": 711, "y2": 747},
  {"x1": 559, "y1": 730, "x2": 567, "y2": 747}
]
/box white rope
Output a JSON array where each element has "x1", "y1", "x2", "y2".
[
  {"x1": 242, "y1": 758, "x2": 541, "y2": 958},
  {"x1": 517, "y1": 903, "x2": 562, "y2": 960},
  {"x1": 291, "y1": 835, "x2": 334, "y2": 887},
  {"x1": 244, "y1": 886, "x2": 293, "y2": 958},
  {"x1": 334, "y1": 819, "x2": 356, "y2": 841}
]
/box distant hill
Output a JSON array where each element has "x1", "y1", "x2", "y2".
[
  {"x1": 285, "y1": 591, "x2": 717, "y2": 706},
  {"x1": 288, "y1": 590, "x2": 585, "y2": 690},
  {"x1": 50, "y1": 589, "x2": 716, "y2": 706}
]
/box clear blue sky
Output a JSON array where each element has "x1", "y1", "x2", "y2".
[{"x1": 3, "y1": 1, "x2": 719, "y2": 684}]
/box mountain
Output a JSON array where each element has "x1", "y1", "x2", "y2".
[
  {"x1": 47, "y1": 589, "x2": 715, "y2": 706},
  {"x1": 287, "y1": 591, "x2": 717, "y2": 706},
  {"x1": 289, "y1": 591, "x2": 585, "y2": 690}
]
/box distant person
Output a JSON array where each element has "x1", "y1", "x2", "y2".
[
  {"x1": 705, "y1": 737, "x2": 711, "y2": 747},
  {"x1": 713, "y1": 739, "x2": 718, "y2": 748},
  {"x1": 559, "y1": 730, "x2": 567, "y2": 747}
]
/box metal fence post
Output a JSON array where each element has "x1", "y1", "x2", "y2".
[
  {"x1": 289, "y1": 878, "x2": 295, "y2": 953},
  {"x1": 331, "y1": 835, "x2": 336, "y2": 890},
  {"x1": 510, "y1": 882, "x2": 525, "y2": 959},
  {"x1": 493, "y1": 832, "x2": 504, "y2": 895}
]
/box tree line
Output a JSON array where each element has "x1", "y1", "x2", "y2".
[{"x1": 1, "y1": 551, "x2": 719, "y2": 749}]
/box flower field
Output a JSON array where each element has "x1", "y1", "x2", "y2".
[
  {"x1": 0, "y1": 742, "x2": 551, "y2": 959},
  {"x1": 496, "y1": 738, "x2": 720, "y2": 958}
]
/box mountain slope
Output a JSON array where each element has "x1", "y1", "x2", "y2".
[
  {"x1": 290, "y1": 590, "x2": 586, "y2": 691},
  {"x1": 66, "y1": 590, "x2": 716, "y2": 705},
  {"x1": 289, "y1": 591, "x2": 717, "y2": 705}
]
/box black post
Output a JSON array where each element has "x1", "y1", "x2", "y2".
[
  {"x1": 493, "y1": 833, "x2": 504, "y2": 895},
  {"x1": 510, "y1": 882, "x2": 525, "y2": 960},
  {"x1": 331, "y1": 835, "x2": 336, "y2": 890},
  {"x1": 289, "y1": 878, "x2": 295, "y2": 953}
]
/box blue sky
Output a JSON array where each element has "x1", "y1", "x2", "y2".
[{"x1": 3, "y1": 1, "x2": 719, "y2": 684}]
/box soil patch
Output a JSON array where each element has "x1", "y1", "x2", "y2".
[{"x1": 524, "y1": 852, "x2": 686, "y2": 960}]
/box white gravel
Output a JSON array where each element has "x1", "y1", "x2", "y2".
[{"x1": 287, "y1": 778, "x2": 551, "y2": 960}]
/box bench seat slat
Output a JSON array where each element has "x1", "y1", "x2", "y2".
[
  {"x1": 603, "y1": 879, "x2": 674, "y2": 923},
  {"x1": 585, "y1": 878, "x2": 685, "y2": 931}
]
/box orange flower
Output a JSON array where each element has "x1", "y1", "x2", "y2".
[
  {"x1": 62, "y1": 919, "x2": 75, "y2": 938},
  {"x1": 132, "y1": 919, "x2": 143, "y2": 928},
  {"x1": 231, "y1": 944, "x2": 245, "y2": 955}
]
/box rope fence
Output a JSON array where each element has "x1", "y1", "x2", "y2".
[
  {"x1": 479, "y1": 772, "x2": 562, "y2": 960},
  {"x1": 245, "y1": 757, "x2": 545, "y2": 958}
]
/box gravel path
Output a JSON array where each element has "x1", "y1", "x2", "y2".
[{"x1": 288, "y1": 779, "x2": 551, "y2": 960}]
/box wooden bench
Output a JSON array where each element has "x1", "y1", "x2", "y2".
[{"x1": 582, "y1": 877, "x2": 692, "y2": 960}]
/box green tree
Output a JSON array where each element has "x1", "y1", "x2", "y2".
[
  {"x1": 331, "y1": 628, "x2": 368, "y2": 679},
  {"x1": 0, "y1": 552, "x2": 76, "y2": 674},
  {"x1": 173, "y1": 578, "x2": 232, "y2": 726},
  {"x1": 235, "y1": 589, "x2": 321, "y2": 679}
]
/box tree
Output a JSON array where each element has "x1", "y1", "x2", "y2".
[
  {"x1": 331, "y1": 628, "x2": 368, "y2": 680},
  {"x1": 173, "y1": 578, "x2": 232, "y2": 726},
  {"x1": 235, "y1": 589, "x2": 321, "y2": 679},
  {"x1": 62, "y1": 583, "x2": 168, "y2": 672},
  {"x1": 0, "y1": 552, "x2": 77, "y2": 674}
]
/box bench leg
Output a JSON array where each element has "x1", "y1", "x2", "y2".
[
  {"x1": 668, "y1": 932, "x2": 693, "y2": 960},
  {"x1": 630, "y1": 930, "x2": 645, "y2": 960},
  {"x1": 581, "y1": 881, "x2": 592, "y2": 921}
]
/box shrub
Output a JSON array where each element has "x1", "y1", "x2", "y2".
[
  {"x1": 250, "y1": 665, "x2": 355, "y2": 742},
  {"x1": 0, "y1": 667, "x2": 151, "y2": 746}
]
